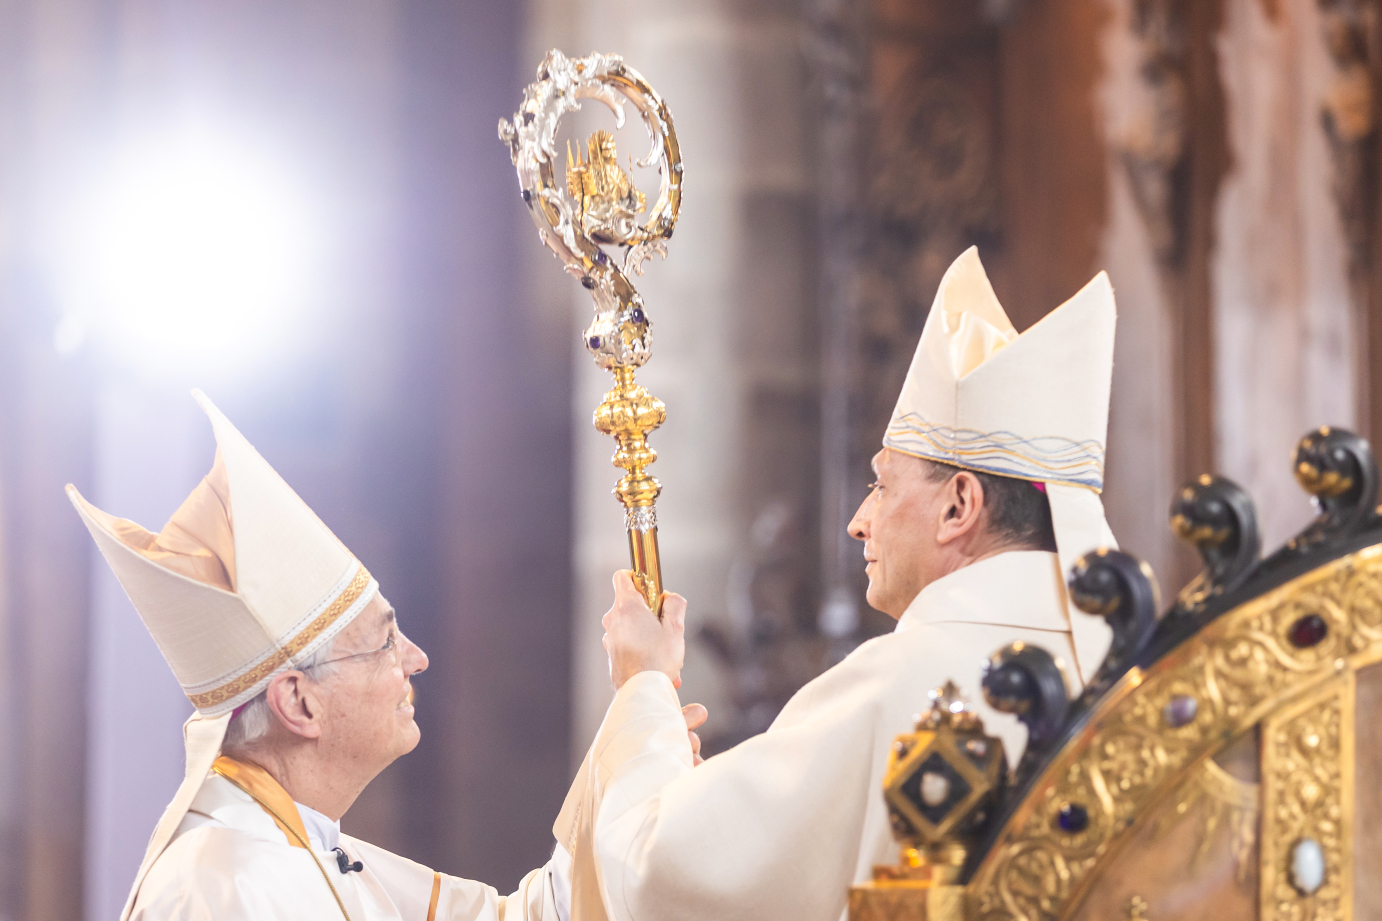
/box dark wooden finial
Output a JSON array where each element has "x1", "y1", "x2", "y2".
[
  {"x1": 1067, "y1": 549, "x2": 1160, "y2": 697},
  {"x1": 1169, "y1": 474, "x2": 1261, "y2": 615},
  {"x1": 982, "y1": 642, "x2": 1069, "y2": 785},
  {"x1": 1283, "y1": 426, "x2": 1379, "y2": 553}
]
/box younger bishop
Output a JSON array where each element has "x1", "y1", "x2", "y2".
[{"x1": 561, "y1": 247, "x2": 1121, "y2": 921}]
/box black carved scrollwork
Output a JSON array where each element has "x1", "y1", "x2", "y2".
[
  {"x1": 1275, "y1": 426, "x2": 1380, "y2": 557},
  {"x1": 1067, "y1": 549, "x2": 1160, "y2": 696},
  {"x1": 1169, "y1": 474, "x2": 1261, "y2": 615},
  {"x1": 981, "y1": 643, "x2": 1069, "y2": 785}
]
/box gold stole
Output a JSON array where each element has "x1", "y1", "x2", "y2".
[{"x1": 210, "y1": 756, "x2": 444, "y2": 921}]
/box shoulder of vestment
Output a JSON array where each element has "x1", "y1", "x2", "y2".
[{"x1": 135, "y1": 824, "x2": 315, "y2": 917}]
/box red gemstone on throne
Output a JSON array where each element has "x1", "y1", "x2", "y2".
[{"x1": 1288, "y1": 614, "x2": 1328, "y2": 648}]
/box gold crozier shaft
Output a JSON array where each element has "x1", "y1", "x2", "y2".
[{"x1": 593, "y1": 366, "x2": 666, "y2": 613}]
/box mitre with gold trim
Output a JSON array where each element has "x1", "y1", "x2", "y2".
[
  {"x1": 67, "y1": 390, "x2": 378, "y2": 920},
  {"x1": 883, "y1": 247, "x2": 1118, "y2": 684}
]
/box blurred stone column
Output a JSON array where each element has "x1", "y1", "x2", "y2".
[
  {"x1": 1098, "y1": 0, "x2": 1230, "y2": 588},
  {"x1": 0, "y1": 3, "x2": 104, "y2": 918},
  {"x1": 1213, "y1": 0, "x2": 1359, "y2": 548}
]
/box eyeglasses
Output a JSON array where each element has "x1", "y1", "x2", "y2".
[{"x1": 305, "y1": 626, "x2": 401, "y2": 671}]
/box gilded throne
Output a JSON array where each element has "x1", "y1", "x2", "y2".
[{"x1": 852, "y1": 426, "x2": 1382, "y2": 921}]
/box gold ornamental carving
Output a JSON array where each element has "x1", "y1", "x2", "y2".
[
  {"x1": 1259, "y1": 677, "x2": 1353, "y2": 921},
  {"x1": 969, "y1": 544, "x2": 1382, "y2": 921}
]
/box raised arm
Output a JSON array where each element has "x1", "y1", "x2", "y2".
[
  {"x1": 562, "y1": 573, "x2": 898, "y2": 921},
  {"x1": 348, "y1": 836, "x2": 569, "y2": 921}
]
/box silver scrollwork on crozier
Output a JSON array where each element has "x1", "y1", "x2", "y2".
[{"x1": 498, "y1": 49, "x2": 683, "y2": 371}]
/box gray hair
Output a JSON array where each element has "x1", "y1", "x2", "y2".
[{"x1": 222, "y1": 637, "x2": 340, "y2": 751}]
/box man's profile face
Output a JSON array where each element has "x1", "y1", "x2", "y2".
[
  {"x1": 847, "y1": 449, "x2": 947, "y2": 619},
  {"x1": 316, "y1": 593, "x2": 429, "y2": 771}
]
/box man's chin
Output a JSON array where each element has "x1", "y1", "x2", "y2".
[
  {"x1": 864, "y1": 583, "x2": 884, "y2": 612},
  {"x1": 864, "y1": 586, "x2": 906, "y2": 621}
]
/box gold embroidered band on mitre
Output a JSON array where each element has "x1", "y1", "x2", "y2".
[{"x1": 188, "y1": 565, "x2": 373, "y2": 710}]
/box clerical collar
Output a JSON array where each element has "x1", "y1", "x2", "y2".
[
  {"x1": 211, "y1": 755, "x2": 340, "y2": 852},
  {"x1": 296, "y1": 799, "x2": 341, "y2": 852},
  {"x1": 894, "y1": 550, "x2": 1068, "y2": 635}
]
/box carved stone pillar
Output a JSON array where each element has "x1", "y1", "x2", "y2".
[
  {"x1": 1213, "y1": 0, "x2": 1361, "y2": 548},
  {"x1": 815, "y1": 1, "x2": 1011, "y2": 644},
  {"x1": 1102, "y1": 0, "x2": 1228, "y2": 587}
]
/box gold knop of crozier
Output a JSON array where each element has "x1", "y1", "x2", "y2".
[{"x1": 593, "y1": 367, "x2": 667, "y2": 609}]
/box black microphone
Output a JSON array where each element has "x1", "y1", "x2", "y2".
[{"x1": 334, "y1": 847, "x2": 364, "y2": 873}]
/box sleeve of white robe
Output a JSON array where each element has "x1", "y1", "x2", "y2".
[
  {"x1": 562, "y1": 654, "x2": 900, "y2": 921},
  {"x1": 350, "y1": 838, "x2": 568, "y2": 921}
]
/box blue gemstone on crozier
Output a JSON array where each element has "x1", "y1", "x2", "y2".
[
  {"x1": 587, "y1": 336, "x2": 601, "y2": 350},
  {"x1": 594, "y1": 249, "x2": 608, "y2": 265},
  {"x1": 631, "y1": 308, "x2": 646, "y2": 324},
  {"x1": 1056, "y1": 803, "x2": 1088, "y2": 833}
]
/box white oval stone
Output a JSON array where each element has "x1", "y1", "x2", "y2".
[
  {"x1": 920, "y1": 772, "x2": 950, "y2": 807},
  {"x1": 1290, "y1": 838, "x2": 1325, "y2": 895}
]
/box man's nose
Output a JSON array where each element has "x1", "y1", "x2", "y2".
[
  {"x1": 400, "y1": 632, "x2": 429, "y2": 675},
  {"x1": 847, "y1": 496, "x2": 870, "y2": 541}
]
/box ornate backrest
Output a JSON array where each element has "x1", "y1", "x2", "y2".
[{"x1": 852, "y1": 427, "x2": 1382, "y2": 921}]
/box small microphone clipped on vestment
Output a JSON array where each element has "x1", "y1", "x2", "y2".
[{"x1": 334, "y1": 847, "x2": 364, "y2": 873}]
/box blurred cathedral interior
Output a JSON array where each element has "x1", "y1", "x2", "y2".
[{"x1": 1, "y1": 0, "x2": 1379, "y2": 918}]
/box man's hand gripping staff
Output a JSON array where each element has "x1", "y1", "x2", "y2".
[{"x1": 602, "y1": 570, "x2": 707, "y2": 765}]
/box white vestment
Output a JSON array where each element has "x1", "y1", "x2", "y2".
[
  {"x1": 558, "y1": 551, "x2": 1082, "y2": 921},
  {"x1": 132, "y1": 770, "x2": 567, "y2": 921}
]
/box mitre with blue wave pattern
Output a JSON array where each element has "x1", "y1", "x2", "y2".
[
  {"x1": 885, "y1": 246, "x2": 1114, "y2": 491},
  {"x1": 886, "y1": 246, "x2": 1119, "y2": 685}
]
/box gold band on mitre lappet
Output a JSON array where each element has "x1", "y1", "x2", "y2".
[{"x1": 187, "y1": 565, "x2": 374, "y2": 711}]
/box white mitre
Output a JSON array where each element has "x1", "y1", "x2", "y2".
[
  {"x1": 884, "y1": 247, "x2": 1117, "y2": 685},
  {"x1": 67, "y1": 390, "x2": 379, "y2": 921}
]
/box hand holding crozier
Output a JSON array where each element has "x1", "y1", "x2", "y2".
[
  {"x1": 602, "y1": 570, "x2": 708, "y2": 763},
  {"x1": 602, "y1": 570, "x2": 686, "y2": 689}
]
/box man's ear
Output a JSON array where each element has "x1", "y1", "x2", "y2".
[
  {"x1": 264, "y1": 671, "x2": 325, "y2": 740},
  {"x1": 935, "y1": 471, "x2": 987, "y2": 545}
]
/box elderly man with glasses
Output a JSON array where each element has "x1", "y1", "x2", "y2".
[{"x1": 69, "y1": 392, "x2": 689, "y2": 921}]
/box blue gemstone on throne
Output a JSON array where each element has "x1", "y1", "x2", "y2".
[{"x1": 1056, "y1": 802, "x2": 1088, "y2": 833}]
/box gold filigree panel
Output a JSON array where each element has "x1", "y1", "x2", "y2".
[
  {"x1": 1066, "y1": 752, "x2": 1258, "y2": 921},
  {"x1": 1260, "y1": 677, "x2": 1353, "y2": 921},
  {"x1": 969, "y1": 545, "x2": 1382, "y2": 921}
]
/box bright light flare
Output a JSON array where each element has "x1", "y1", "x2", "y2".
[{"x1": 59, "y1": 127, "x2": 321, "y2": 373}]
